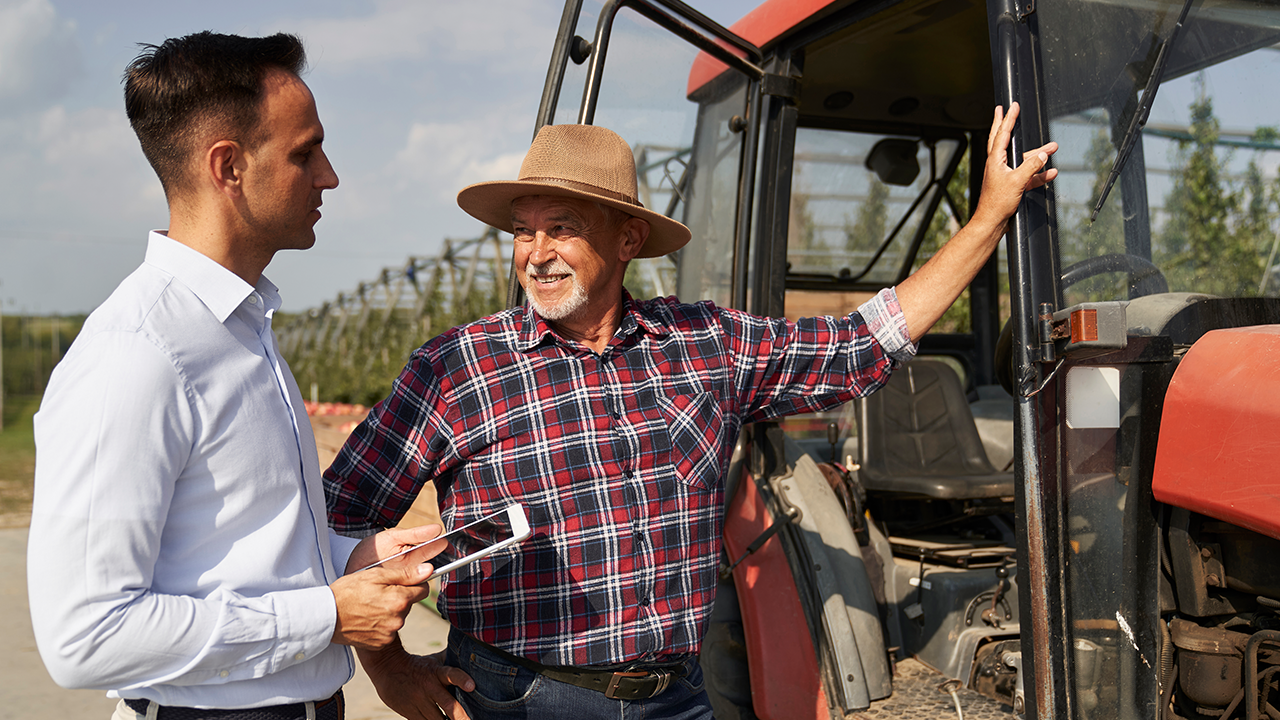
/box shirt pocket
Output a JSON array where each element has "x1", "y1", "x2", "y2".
[{"x1": 656, "y1": 392, "x2": 724, "y2": 492}]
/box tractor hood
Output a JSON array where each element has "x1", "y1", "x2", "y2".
[{"x1": 1152, "y1": 325, "x2": 1280, "y2": 540}]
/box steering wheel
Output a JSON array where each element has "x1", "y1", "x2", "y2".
[{"x1": 994, "y1": 253, "x2": 1168, "y2": 394}]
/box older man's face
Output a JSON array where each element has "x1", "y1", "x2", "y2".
[{"x1": 510, "y1": 195, "x2": 630, "y2": 322}]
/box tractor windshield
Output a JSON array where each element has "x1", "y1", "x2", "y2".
[{"x1": 1041, "y1": 0, "x2": 1280, "y2": 304}]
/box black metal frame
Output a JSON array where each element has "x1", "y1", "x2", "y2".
[{"x1": 986, "y1": 0, "x2": 1070, "y2": 718}]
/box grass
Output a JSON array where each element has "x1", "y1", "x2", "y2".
[{"x1": 0, "y1": 394, "x2": 39, "y2": 527}]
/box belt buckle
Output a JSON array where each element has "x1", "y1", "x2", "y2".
[{"x1": 604, "y1": 670, "x2": 672, "y2": 700}]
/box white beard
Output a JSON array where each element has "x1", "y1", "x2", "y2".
[{"x1": 525, "y1": 259, "x2": 589, "y2": 321}]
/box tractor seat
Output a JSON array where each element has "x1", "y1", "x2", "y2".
[{"x1": 856, "y1": 360, "x2": 1014, "y2": 500}]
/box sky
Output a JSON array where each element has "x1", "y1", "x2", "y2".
[{"x1": 0, "y1": 0, "x2": 751, "y2": 315}]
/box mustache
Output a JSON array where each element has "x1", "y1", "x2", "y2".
[{"x1": 526, "y1": 259, "x2": 575, "y2": 277}]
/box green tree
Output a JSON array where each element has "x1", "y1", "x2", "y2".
[
  {"x1": 844, "y1": 178, "x2": 890, "y2": 256},
  {"x1": 1158, "y1": 82, "x2": 1259, "y2": 296}
]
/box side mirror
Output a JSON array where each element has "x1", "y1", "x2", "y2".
[{"x1": 865, "y1": 139, "x2": 920, "y2": 186}]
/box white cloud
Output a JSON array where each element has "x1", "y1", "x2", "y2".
[
  {"x1": 392, "y1": 120, "x2": 526, "y2": 192},
  {"x1": 0, "y1": 103, "x2": 161, "y2": 227},
  {"x1": 0, "y1": 0, "x2": 82, "y2": 111},
  {"x1": 292, "y1": 0, "x2": 549, "y2": 72}
]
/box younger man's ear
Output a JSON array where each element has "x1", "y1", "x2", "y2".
[{"x1": 207, "y1": 140, "x2": 244, "y2": 198}]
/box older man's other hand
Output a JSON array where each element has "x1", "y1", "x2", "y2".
[{"x1": 358, "y1": 639, "x2": 476, "y2": 720}]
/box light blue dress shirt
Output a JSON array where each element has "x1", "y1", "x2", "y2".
[{"x1": 28, "y1": 232, "x2": 361, "y2": 709}]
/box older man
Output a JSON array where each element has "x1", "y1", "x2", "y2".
[
  {"x1": 325, "y1": 107, "x2": 1057, "y2": 720},
  {"x1": 28, "y1": 32, "x2": 449, "y2": 720}
]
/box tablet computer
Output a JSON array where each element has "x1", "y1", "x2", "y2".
[{"x1": 357, "y1": 503, "x2": 531, "y2": 581}]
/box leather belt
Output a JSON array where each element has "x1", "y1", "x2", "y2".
[
  {"x1": 474, "y1": 639, "x2": 688, "y2": 701},
  {"x1": 124, "y1": 691, "x2": 341, "y2": 719}
]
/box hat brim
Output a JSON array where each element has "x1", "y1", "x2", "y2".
[{"x1": 457, "y1": 180, "x2": 691, "y2": 259}]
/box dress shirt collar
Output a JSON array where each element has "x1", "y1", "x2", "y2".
[
  {"x1": 517, "y1": 290, "x2": 669, "y2": 352},
  {"x1": 144, "y1": 231, "x2": 280, "y2": 323}
]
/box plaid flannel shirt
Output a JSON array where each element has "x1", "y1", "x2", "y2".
[{"x1": 324, "y1": 290, "x2": 914, "y2": 666}]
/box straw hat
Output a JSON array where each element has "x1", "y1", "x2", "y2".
[{"x1": 456, "y1": 124, "x2": 691, "y2": 258}]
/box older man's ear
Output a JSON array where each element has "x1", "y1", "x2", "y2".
[{"x1": 619, "y1": 217, "x2": 649, "y2": 262}]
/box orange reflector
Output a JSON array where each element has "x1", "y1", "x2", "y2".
[{"x1": 1071, "y1": 309, "x2": 1099, "y2": 344}]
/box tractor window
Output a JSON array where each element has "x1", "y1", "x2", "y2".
[{"x1": 787, "y1": 128, "x2": 964, "y2": 289}]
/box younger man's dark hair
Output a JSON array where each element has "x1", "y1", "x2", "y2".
[{"x1": 124, "y1": 32, "x2": 306, "y2": 199}]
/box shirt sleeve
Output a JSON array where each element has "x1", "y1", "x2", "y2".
[
  {"x1": 717, "y1": 287, "x2": 916, "y2": 422},
  {"x1": 325, "y1": 349, "x2": 449, "y2": 535},
  {"x1": 858, "y1": 287, "x2": 918, "y2": 364},
  {"x1": 27, "y1": 330, "x2": 337, "y2": 691}
]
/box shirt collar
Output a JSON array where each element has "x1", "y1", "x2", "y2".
[
  {"x1": 516, "y1": 290, "x2": 670, "y2": 352},
  {"x1": 144, "y1": 231, "x2": 278, "y2": 323}
]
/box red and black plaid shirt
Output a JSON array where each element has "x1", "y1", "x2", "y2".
[{"x1": 324, "y1": 291, "x2": 912, "y2": 666}]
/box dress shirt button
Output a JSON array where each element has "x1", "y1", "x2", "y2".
[
  {"x1": 247, "y1": 295, "x2": 258, "y2": 305},
  {"x1": 294, "y1": 652, "x2": 306, "y2": 661},
  {"x1": 219, "y1": 670, "x2": 230, "y2": 678}
]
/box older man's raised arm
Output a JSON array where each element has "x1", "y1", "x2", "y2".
[{"x1": 896, "y1": 102, "x2": 1058, "y2": 342}]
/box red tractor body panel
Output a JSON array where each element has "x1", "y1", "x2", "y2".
[
  {"x1": 1152, "y1": 325, "x2": 1280, "y2": 540},
  {"x1": 724, "y1": 475, "x2": 829, "y2": 719}
]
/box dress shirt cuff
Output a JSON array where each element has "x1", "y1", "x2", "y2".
[
  {"x1": 858, "y1": 287, "x2": 918, "y2": 365},
  {"x1": 272, "y1": 585, "x2": 338, "y2": 672},
  {"x1": 329, "y1": 531, "x2": 362, "y2": 576}
]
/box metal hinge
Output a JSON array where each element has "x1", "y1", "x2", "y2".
[{"x1": 761, "y1": 73, "x2": 800, "y2": 103}]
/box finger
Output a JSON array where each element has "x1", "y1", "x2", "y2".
[
  {"x1": 987, "y1": 105, "x2": 1004, "y2": 154},
  {"x1": 439, "y1": 666, "x2": 476, "y2": 692},
  {"x1": 429, "y1": 676, "x2": 474, "y2": 720},
  {"x1": 373, "y1": 561, "x2": 434, "y2": 588},
  {"x1": 1026, "y1": 167, "x2": 1059, "y2": 190},
  {"x1": 991, "y1": 102, "x2": 1020, "y2": 158},
  {"x1": 1014, "y1": 151, "x2": 1051, "y2": 187},
  {"x1": 391, "y1": 524, "x2": 443, "y2": 547},
  {"x1": 1021, "y1": 141, "x2": 1058, "y2": 162},
  {"x1": 398, "y1": 538, "x2": 446, "y2": 568}
]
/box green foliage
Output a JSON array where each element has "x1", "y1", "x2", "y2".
[
  {"x1": 845, "y1": 179, "x2": 890, "y2": 254},
  {"x1": 1158, "y1": 88, "x2": 1251, "y2": 294},
  {"x1": 283, "y1": 273, "x2": 506, "y2": 407},
  {"x1": 1155, "y1": 81, "x2": 1278, "y2": 297},
  {"x1": 2, "y1": 314, "x2": 84, "y2": 399},
  {"x1": 1059, "y1": 126, "x2": 1132, "y2": 304},
  {"x1": 0, "y1": 394, "x2": 38, "y2": 521}
]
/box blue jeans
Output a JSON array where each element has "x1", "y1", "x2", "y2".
[{"x1": 447, "y1": 630, "x2": 714, "y2": 720}]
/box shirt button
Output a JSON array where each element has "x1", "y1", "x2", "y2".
[
  {"x1": 247, "y1": 295, "x2": 258, "y2": 305},
  {"x1": 219, "y1": 670, "x2": 230, "y2": 678},
  {"x1": 294, "y1": 652, "x2": 306, "y2": 661}
]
